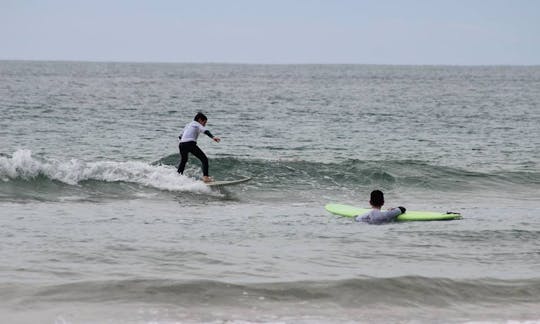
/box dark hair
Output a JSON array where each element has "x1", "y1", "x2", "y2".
[
  {"x1": 370, "y1": 190, "x2": 384, "y2": 207},
  {"x1": 194, "y1": 112, "x2": 208, "y2": 122}
]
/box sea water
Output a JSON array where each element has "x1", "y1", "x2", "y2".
[{"x1": 1, "y1": 61, "x2": 539, "y2": 323}]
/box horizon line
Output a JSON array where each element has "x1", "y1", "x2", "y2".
[{"x1": 1, "y1": 58, "x2": 539, "y2": 68}]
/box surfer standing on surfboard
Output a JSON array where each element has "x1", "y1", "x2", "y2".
[
  {"x1": 177, "y1": 112, "x2": 221, "y2": 183},
  {"x1": 355, "y1": 190, "x2": 406, "y2": 224}
]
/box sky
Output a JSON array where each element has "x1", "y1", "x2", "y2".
[{"x1": 1, "y1": 0, "x2": 539, "y2": 65}]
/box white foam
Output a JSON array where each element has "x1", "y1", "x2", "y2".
[{"x1": 0, "y1": 149, "x2": 211, "y2": 193}]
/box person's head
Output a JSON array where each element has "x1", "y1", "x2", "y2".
[
  {"x1": 194, "y1": 112, "x2": 208, "y2": 126},
  {"x1": 369, "y1": 190, "x2": 384, "y2": 208}
]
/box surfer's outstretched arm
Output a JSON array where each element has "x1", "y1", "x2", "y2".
[{"x1": 204, "y1": 130, "x2": 220, "y2": 142}]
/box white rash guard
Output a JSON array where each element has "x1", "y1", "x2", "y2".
[
  {"x1": 355, "y1": 208, "x2": 403, "y2": 224},
  {"x1": 179, "y1": 121, "x2": 209, "y2": 143}
]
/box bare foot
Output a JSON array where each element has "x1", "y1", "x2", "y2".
[{"x1": 202, "y1": 176, "x2": 213, "y2": 183}]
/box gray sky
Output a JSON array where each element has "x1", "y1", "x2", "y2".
[{"x1": 1, "y1": 0, "x2": 539, "y2": 65}]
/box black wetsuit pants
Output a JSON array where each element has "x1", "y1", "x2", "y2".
[{"x1": 177, "y1": 141, "x2": 209, "y2": 176}]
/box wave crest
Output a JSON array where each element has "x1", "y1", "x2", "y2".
[
  {"x1": 0, "y1": 149, "x2": 210, "y2": 193},
  {"x1": 6, "y1": 276, "x2": 540, "y2": 306}
]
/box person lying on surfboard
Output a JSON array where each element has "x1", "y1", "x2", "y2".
[
  {"x1": 355, "y1": 190, "x2": 406, "y2": 224},
  {"x1": 177, "y1": 112, "x2": 221, "y2": 183}
]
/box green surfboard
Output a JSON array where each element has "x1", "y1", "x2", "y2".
[{"x1": 325, "y1": 203, "x2": 461, "y2": 221}]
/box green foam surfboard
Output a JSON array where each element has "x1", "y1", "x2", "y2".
[{"x1": 325, "y1": 203, "x2": 461, "y2": 221}]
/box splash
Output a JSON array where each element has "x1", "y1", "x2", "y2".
[{"x1": 0, "y1": 149, "x2": 211, "y2": 193}]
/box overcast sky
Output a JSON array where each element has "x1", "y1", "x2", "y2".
[{"x1": 1, "y1": 0, "x2": 539, "y2": 65}]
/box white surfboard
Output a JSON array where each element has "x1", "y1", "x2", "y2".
[{"x1": 205, "y1": 177, "x2": 252, "y2": 187}]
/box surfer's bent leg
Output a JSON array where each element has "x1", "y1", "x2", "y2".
[
  {"x1": 190, "y1": 144, "x2": 209, "y2": 177},
  {"x1": 177, "y1": 142, "x2": 193, "y2": 174}
]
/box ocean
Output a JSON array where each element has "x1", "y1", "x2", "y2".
[{"x1": 1, "y1": 61, "x2": 539, "y2": 323}]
